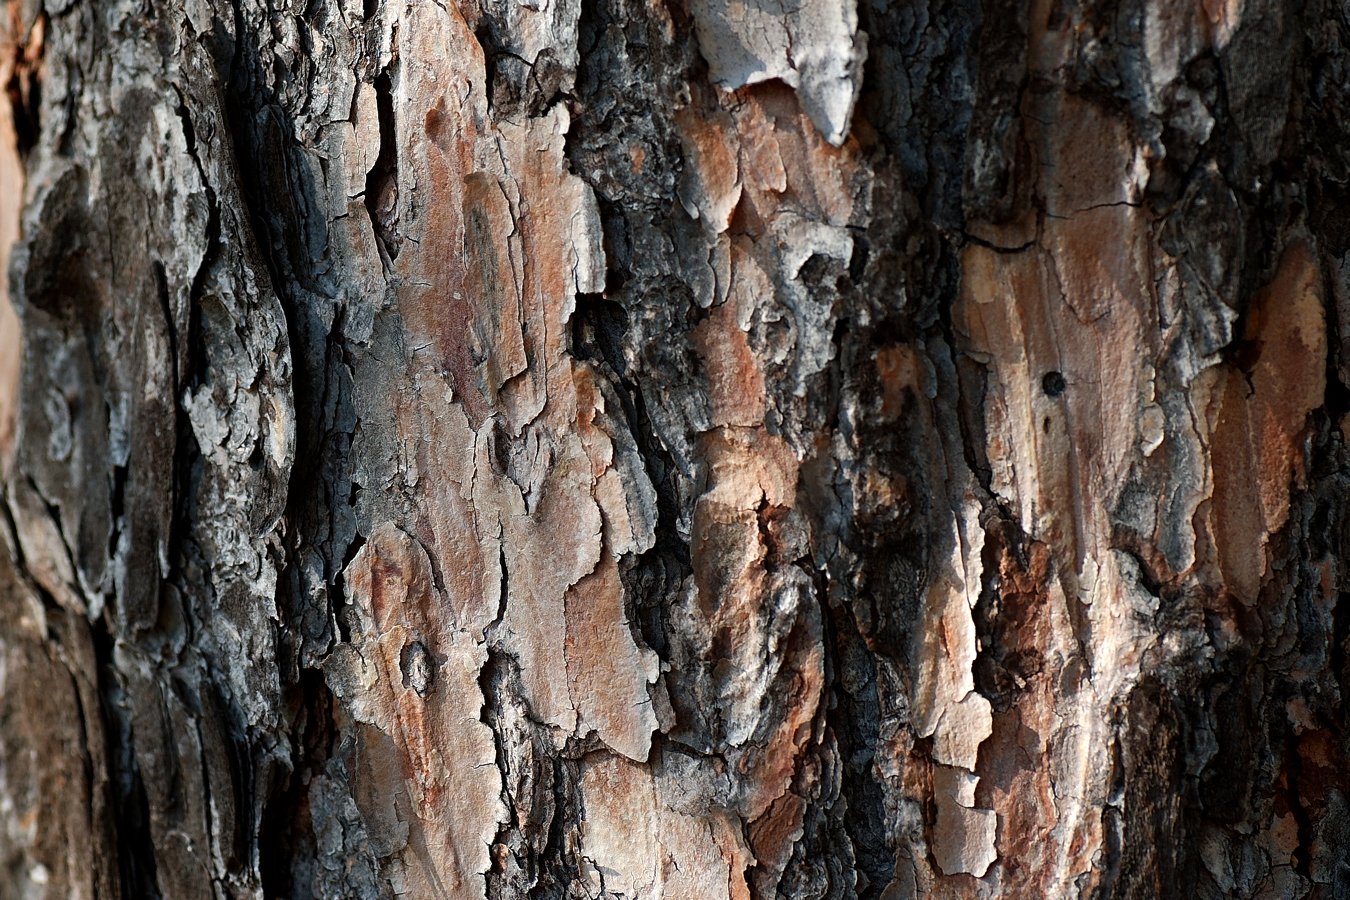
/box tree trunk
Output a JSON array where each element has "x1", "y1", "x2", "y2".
[{"x1": 2, "y1": 0, "x2": 1349, "y2": 895}]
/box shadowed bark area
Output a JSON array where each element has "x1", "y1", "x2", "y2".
[{"x1": 2, "y1": 0, "x2": 1350, "y2": 896}]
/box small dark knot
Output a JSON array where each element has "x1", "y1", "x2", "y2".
[{"x1": 1041, "y1": 371, "x2": 1066, "y2": 398}]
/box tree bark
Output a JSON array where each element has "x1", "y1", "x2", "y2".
[{"x1": 2, "y1": 0, "x2": 1349, "y2": 895}]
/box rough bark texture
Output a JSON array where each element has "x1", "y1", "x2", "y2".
[{"x1": 3, "y1": 0, "x2": 1350, "y2": 895}]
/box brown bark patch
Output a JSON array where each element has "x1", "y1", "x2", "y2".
[{"x1": 1208, "y1": 241, "x2": 1325, "y2": 604}]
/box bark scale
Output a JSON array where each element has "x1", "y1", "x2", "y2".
[{"x1": 1, "y1": 0, "x2": 1349, "y2": 896}]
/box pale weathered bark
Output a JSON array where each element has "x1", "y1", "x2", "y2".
[{"x1": 2, "y1": 0, "x2": 1350, "y2": 896}]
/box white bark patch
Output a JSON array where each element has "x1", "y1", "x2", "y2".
[
  {"x1": 933, "y1": 692, "x2": 994, "y2": 771},
  {"x1": 688, "y1": 0, "x2": 866, "y2": 146},
  {"x1": 331, "y1": 524, "x2": 506, "y2": 899},
  {"x1": 932, "y1": 794, "x2": 998, "y2": 878},
  {"x1": 579, "y1": 754, "x2": 753, "y2": 899}
]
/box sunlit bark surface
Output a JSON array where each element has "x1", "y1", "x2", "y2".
[{"x1": 3, "y1": 0, "x2": 1350, "y2": 896}]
